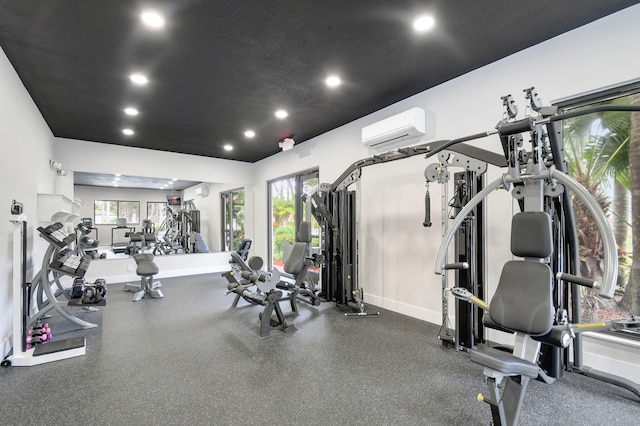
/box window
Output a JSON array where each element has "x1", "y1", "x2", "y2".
[
  {"x1": 147, "y1": 202, "x2": 169, "y2": 231},
  {"x1": 221, "y1": 188, "x2": 245, "y2": 251},
  {"x1": 94, "y1": 200, "x2": 140, "y2": 225},
  {"x1": 558, "y1": 81, "x2": 640, "y2": 330},
  {"x1": 268, "y1": 169, "x2": 319, "y2": 272}
]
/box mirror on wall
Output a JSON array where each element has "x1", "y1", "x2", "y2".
[{"x1": 72, "y1": 172, "x2": 214, "y2": 260}]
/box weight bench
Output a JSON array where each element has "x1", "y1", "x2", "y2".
[
  {"x1": 224, "y1": 252, "x2": 299, "y2": 338},
  {"x1": 123, "y1": 253, "x2": 163, "y2": 302}
]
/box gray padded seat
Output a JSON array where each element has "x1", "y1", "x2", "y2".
[
  {"x1": 124, "y1": 253, "x2": 163, "y2": 301},
  {"x1": 136, "y1": 261, "x2": 159, "y2": 277},
  {"x1": 133, "y1": 253, "x2": 158, "y2": 276},
  {"x1": 470, "y1": 345, "x2": 539, "y2": 378}
]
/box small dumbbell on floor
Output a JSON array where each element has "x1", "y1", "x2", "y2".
[{"x1": 26, "y1": 321, "x2": 52, "y2": 349}]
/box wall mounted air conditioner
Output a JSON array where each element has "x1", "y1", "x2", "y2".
[
  {"x1": 195, "y1": 186, "x2": 209, "y2": 197},
  {"x1": 361, "y1": 107, "x2": 426, "y2": 149}
]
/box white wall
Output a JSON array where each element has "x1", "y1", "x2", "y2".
[
  {"x1": 0, "y1": 46, "x2": 57, "y2": 356},
  {"x1": 54, "y1": 137, "x2": 255, "y2": 186}
]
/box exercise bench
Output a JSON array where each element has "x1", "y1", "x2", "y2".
[{"x1": 123, "y1": 253, "x2": 163, "y2": 302}]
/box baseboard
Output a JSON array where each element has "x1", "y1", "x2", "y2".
[{"x1": 365, "y1": 293, "x2": 441, "y2": 325}]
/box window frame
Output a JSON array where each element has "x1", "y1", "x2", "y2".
[{"x1": 94, "y1": 199, "x2": 141, "y2": 225}]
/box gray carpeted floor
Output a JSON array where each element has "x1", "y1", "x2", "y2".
[{"x1": 1, "y1": 273, "x2": 639, "y2": 425}]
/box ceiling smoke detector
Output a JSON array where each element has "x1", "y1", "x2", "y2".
[{"x1": 279, "y1": 137, "x2": 295, "y2": 151}]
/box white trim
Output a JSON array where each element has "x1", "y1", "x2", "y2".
[
  {"x1": 366, "y1": 293, "x2": 441, "y2": 325},
  {"x1": 550, "y1": 77, "x2": 640, "y2": 105}
]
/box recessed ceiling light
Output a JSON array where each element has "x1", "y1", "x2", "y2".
[
  {"x1": 141, "y1": 10, "x2": 165, "y2": 29},
  {"x1": 122, "y1": 128, "x2": 134, "y2": 135},
  {"x1": 413, "y1": 15, "x2": 435, "y2": 32},
  {"x1": 115, "y1": 173, "x2": 121, "y2": 177},
  {"x1": 223, "y1": 144, "x2": 233, "y2": 151},
  {"x1": 114, "y1": 177, "x2": 120, "y2": 181},
  {"x1": 325, "y1": 75, "x2": 341, "y2": 87},
  {"x1": 172, "y1": 178, "x2": 177, "y2": 181},
  {"x1": 129, "y1": 73, "x2": 148, "y2": 85},
  {"x1": 124, "y1": 107, "x2": 139, "y2": 116},
  {"x1": 244, "y1": 130, "x2": 256, "y2": 138},
  {"x1": 275, "y1": 109, "x2": 288, "y2": 119}
]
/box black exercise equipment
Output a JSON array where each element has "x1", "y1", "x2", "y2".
[
  {"x1": 307, "y1": 136, "x2": 505, "y2": 316},
  {"x1": 223, "y1": 222, "x2": 322, "y2": 337},
  {"x1": 224, "y1": 252, "x2": 298, "y2": 338}
]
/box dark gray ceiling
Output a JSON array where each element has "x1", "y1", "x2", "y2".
[{"x1": 1, "y1": 0, "x2": 638, "y2": 165}]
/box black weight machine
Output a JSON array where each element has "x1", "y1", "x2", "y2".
[
  {"x1": 222, "y1": 222, "x2": 323, "y2": 337},
  {"x1": 434, "y1": 88, "x2": 640, "y2": 425},
  {"x1": 306, "y1": 138, "x2": 504, "y2": 318},
  {"x1": 422, "y1": 148, "x2": 506, "y2": 350}
]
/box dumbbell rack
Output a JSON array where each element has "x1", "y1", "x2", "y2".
[
  {"x1": 32, "y1": 223, "x2": 101, "y2": 328},
  {"x1": 6, "y1": 219, "x2": 86, "y2": 367}
]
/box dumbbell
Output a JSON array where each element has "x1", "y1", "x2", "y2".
[
  {"x1": 82, "y1": 284, "x2": 107, "y2": 304},
  {"x1": 71, "y1": 278, "x2": 86, "y2": 298}
]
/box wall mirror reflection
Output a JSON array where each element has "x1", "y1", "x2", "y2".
[{"x1": 73, "y1": 172, "x2": 209, "y2": 260}]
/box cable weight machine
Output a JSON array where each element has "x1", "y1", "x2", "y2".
[
  {"x1": 307, "y1": 137, "x2": 504, "y2": 317},
  {"x1": 423, "y1": 150, "x2": 496, "y2": 351}
]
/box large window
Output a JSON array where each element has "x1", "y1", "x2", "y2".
[
  {"x1": 221, "y1": 188, "x2": 245, "y2": 251},
  {"x1": 268, "y1": 169, "x2": 319, "y2": 272},
  {"x1": 559, "y1": 82, "x2": 640, "y2": 328},
  {"x1": 94, "y1": 200, "x2": 140, "y2": 225}
]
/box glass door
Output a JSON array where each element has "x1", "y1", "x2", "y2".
[
  {"x1": 221, "y1": 188, "x2": 245, "y2": 251},
  {"x1": 268, "y1": 169, "x2": 319, "y2": 272}
]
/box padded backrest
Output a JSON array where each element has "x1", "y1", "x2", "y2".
[
  {"x1": 488, "y1": 211, "x2": 554, "y2": 336},
  {"x1": 297, "y1": 221, "x2": 311, "y2": 244},
  {"x1": 284, "y1": 222, "x2": 312, "y2": 275},
  {"x1": 230, "y1": 251, "x2": 253, "y2": 272},
  {"x1": 489, "y1": 261, "x2": 554, "y2": 336},
  {"x1": 284, "y1": 242, "x2": 307, "y2": 275},
  {"x1": 511, "y1": 211, "x2": 552, "y2": 258},
  {"x1": 236, "y1": 238, "x2": 252, "y2": 260}
]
